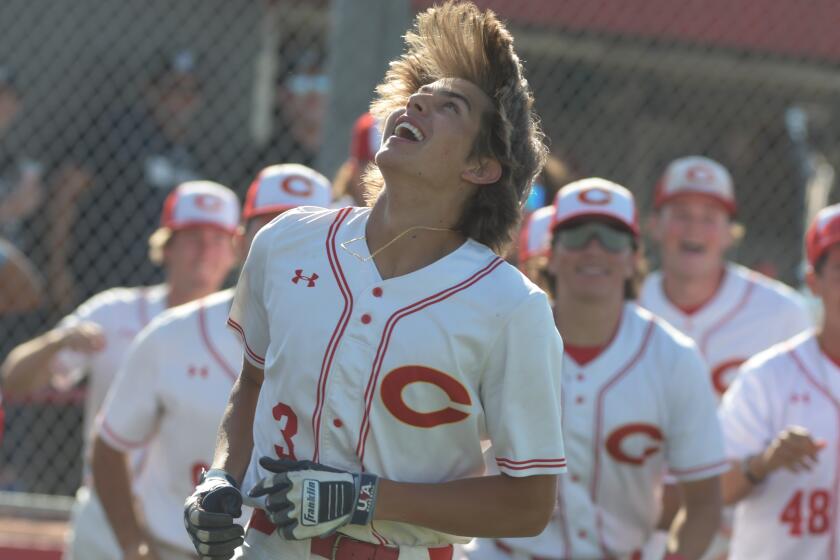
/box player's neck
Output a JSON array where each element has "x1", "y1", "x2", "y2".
[
  {"x1": 365, "y1": 187, "x2": 467, "y2": 280},
  {"x1": 662, "y1": 264, "x2": 726, "y2": 314},
  {"x1": 553, "y1": 294, "x2": 623, "y2": 347},
  {"x1": 165, "y1": 282, "x2": 214, "y2": 308},
  {"x1": 818, "y1": 318, "x2": 840, "y2": 359}
]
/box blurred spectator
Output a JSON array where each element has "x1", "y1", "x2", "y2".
[
  {"x1": 332, "y1": 112, "x2": 381, "y2": 207},
  {"x1": 241, "y1": 48, "x2": 329, "y2": 181},
  {"x1": 0, "y1": 65, "x2": 45, "y2": 250},
  {"x1": 0, "y1": 238, "x2": 43, "y2": 313},
  {"x1": 46, "y1": 50, "x2": 205, "y2": 309}
]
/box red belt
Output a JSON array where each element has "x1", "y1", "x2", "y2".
[
  {"x1": 247, "y1": 509, "x2": 454, "y2": 560},
  {"x1": 494, "y1": 540, "x2": 642, "y2": 560}
]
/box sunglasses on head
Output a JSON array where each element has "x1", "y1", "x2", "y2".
[{"x1": 555, "y1": 221, "x2": 634, "y2": 253}]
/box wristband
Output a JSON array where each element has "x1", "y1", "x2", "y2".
[
  {"x1": 201, "y1": 468, "x2": 240, "y2": 489},
  {"x1": 350, "y1": 473, "x2": 379, "y2": 525},
  {"x1": 742, "y1": 456, "x2": 764, "y2": 485}
]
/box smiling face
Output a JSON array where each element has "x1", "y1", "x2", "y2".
[
  {"x1": 375, "y1": 77, "x2": 499, "y2": 194},
  {"x1": 549, "y1": 219, "x2": 636, "y2": 304},
  {"x1": 651, "y1": 194, "x2": 734, "y2": 280}
]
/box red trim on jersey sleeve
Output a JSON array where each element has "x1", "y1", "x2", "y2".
[
  {"x1": 668, "y1": 458, "x2": 730, "y2": 478},
  {"x1": 495, "y1": 457, "x2": 568, "y2": 471},
  {"x1": 226, "y1": 318, "x2": 265, "y2": 365},
  {"x1": 99, "y1": 419, "x2": 152, "y2": 451}
]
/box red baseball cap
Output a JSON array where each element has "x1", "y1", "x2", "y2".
[
  {"x1": 654, "y1": 156, "x2": 736, "y2": 215},
  {"x1": 806, "y1": 204, "x2": 840, "y2": 266},
  {"x1": 159, "y1": 180, "x2": 240, "y2": 234},
  {"x1": 551, "y1": 178, "x2": 639, "y2": 236},
  {"x1": 242, "y1": 164, "x2": 331, "y2": 219},
  {"x1": 350, "y1": 112, "x2": 382, "y2": 163}
]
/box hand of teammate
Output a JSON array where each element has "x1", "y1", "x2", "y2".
[
  {"x1": 248, "y1": 456, "x2": 380, "y2": 540},
  {"x1": 184, "y1": 469, "x2": 245, "y2": 560},
  {"x1": 761, "y1": 426, "x2": 826, "y2": 475},
  {"x1": 58, "y1": 322, "x2": 105, "y2": 353}
]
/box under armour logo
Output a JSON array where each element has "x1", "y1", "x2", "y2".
[
  {"x1": 292, "y1": 269, "x2": 319, "y2": 287},
  {"x1": 188, "y1": 365, "x2": 209, "y2": 378},
  {"x1": 790, "y1": 392, "x2": 811, "y2": 404}
]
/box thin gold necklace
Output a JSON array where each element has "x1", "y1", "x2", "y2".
[{"x1": 340, "y1": 225, "x2": 456, "y2": 263}]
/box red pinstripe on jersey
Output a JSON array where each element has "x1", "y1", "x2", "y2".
[
  {"x1": 495, "y1": 457, "x2": 568, "y2": 470},
  {"x1": 590, "y1": 318, "x2": 655, "y2": 557},
  {"x1": 355, "y1": 257, "x2": 505, "y2": 463},
  {"x1": 698, "y1": 280, "x2": 756, "y2": 357},
  {"x1": 790, "y1": 348, "x2": 840, "y2": 560},
  {"x1": 199, "y1": 301, "x2": 237, "y2": 382},
  {"x1": 312, "y1": 206, "x2": 354, "y2": 462},
  {"x1": 227, "y1": 318, "x2": 264, "y2": 365}
]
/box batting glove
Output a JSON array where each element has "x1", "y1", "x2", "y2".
[
  {"x1": 248, "y1": 456, "x2": 379, "y2": 540},
  {"x1": 184, "y1": 469, "x2": 245, "y2": 560}
]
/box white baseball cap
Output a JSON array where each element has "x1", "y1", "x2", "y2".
[
  {"x1": 551, "y1": 178, "x2": 639, "y2": 236},
  {"x1": 654, "y1": 156, "x2": 736, "y2": 214},
  {"x1": 806, "y1": 204, "x2": 840, "y2": 266},
  {"x1": 160, "y1": 180, "x2": 240, "y2": 233},
  {"x1": 518, "y1": 204, "x2": 554, "y2": 262},
  {"x1": 242, "y1": 164, "x2": 331, "y2": 219}
]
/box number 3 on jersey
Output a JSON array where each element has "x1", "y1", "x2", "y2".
[
  {"x1": 780, "y1": 489, "x2": 831, "y2": 536},
  {"x1": 272, "y1": 402, "x2": 298, "y2": 460}
]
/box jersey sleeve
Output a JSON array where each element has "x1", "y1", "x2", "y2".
[
  {"x1": 777, "y1": 294, "x2": 813, "y2": 340},
  {"x1": 664, "y1": 341, "x2": 728, "y2": 481},
  {"x1": 50, "y1": 294, "x2": 107, "y2": 386},
  {"x1": 481, "y1": 292, "x2": 566, "y2": 477},
  {"x1": 96, "y1": 321, "x2": 162, "y2": 451},
  {"x1": 718, "y1": 360, "x2": 774, "y2": 461},
  {"x1": 227, "y1": 226, "x2": 270, "y2": 368}
]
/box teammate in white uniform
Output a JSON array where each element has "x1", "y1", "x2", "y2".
[
  {"x1": 0, "y1": 180, "x2": 240, "y2": 560},
  {"x1": 640, "y1": 156, "x2": 811, "y2": 397},
  {"x1": 91, "y1": 164, "x2": 331, "y2": 560},
  {"x1": 719, "y1": 203, "x2": 840, "y2": 560},
  {"x1": 468, "y1": 179, "x2": 725, "y2": 560},
  {"x1": 639, "y1": 156, "x2": 813, "y2": 558},
  {"x1": 185, "y1": 4, "x2": 566, "y2": 560}
]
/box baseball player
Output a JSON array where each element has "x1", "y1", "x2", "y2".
[
  {"x1": 468, "y1": 179, "x2": 725, "y2": 560},
  {"x1": 718, "y1": 203, "x2": 840, "y2": 559},
  {"x1": 0, "y1": 180, "x2": 240, "y2": 560},
  {"x1": 640, "y1": 155, "x2": 811, "y2": 397},
  {"x1": 184, "y1": 3, "x2": 566, "y2": 560},
  {"x1": 639, "y1": 156, "x2": 813, "y2": 558},
  {"x1": 92, "y1": 165, "x2": 331, "y2": 560}
]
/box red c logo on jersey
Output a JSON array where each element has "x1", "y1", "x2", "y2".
[
  {"x1": 711, "y1": 359, "x2": 745, "y2": 395},
  {"x1": 605, "y1": 423, "x2": 664, "y2": 465},
  {"x1": 281, "y1": 175, "x2": 314, "y2": 197},
  {"x1": 194, "y1": 194, "x2": 223, "y2": 212},
  {"x1": 577, "y1": 188, "x2": 612, "y2": 205},
  {"x1": 380, "y1": 366, "x2": 471, "y2": 428}
]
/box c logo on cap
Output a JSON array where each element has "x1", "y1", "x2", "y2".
[
  {"x1": 381, "y1": 365, "x2": 471, "y2": 428},
  {"x1": 194, "y1": 194, "x2": 223, "y2": 212},
  {"x1": 281, "y1": 175, "x2": 314, "y2": 197},
  {"x1": 605, "y1": 423, "x2": 664, "y2": 466},
  {"x1": 685, "y1": 165, "x2": 716, "y2": 185},
  {"x1": 577, "y1": 188, "x2": 611, "y2": 205}
]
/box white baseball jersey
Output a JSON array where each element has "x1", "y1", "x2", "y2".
[
  {"x1": 488, "y1": 303, "x2": 725, "y2": 559},
  {"x1": 228, "y1": 206, "x2": 566, "y2": 556},
  {"x1": 720, "y1": 331, "x2": 840, "y2": 560},
  {"x1": 98, "y1": 289, "x2": 241, "y2": 553},
  {"x1": 640, "y1": 263, "x2": 811, "y2": 396},
  {"x1": 51, "y1": 285, "x2": 168, "y2": 463}
]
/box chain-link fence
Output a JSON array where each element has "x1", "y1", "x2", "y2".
[{"x1": 0, "y1": 0, "x2": 838, "y2": 508}]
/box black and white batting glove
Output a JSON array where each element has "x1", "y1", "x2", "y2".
[
  {"x1": 248, "y1": 456, "x2": 379, "y2": 540},
  {"x1": 184, "y1": 469, "x2": 245, "y2": 560}
]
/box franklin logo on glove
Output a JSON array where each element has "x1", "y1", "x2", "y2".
[{"x1": 302, "y1": 479, "x2": 320, "y2": 526}]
